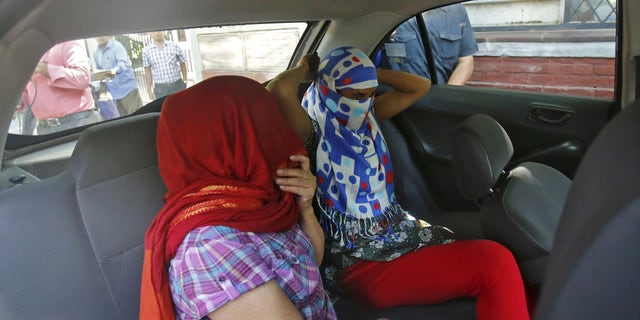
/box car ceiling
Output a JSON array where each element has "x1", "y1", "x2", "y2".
[
  {"x1": 0, "y1": 0, "x2": 638, "y2": 162},
  {"x1": 0, "y1": 0, "x2": 455, "y2": 42}
]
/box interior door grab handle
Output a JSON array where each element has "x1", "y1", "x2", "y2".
[{"x1": 529, "y1": 106, "x2": 574, "y2": 125}]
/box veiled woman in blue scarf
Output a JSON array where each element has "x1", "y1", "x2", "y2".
[
  {"x1": 267, "y1": 46, "x2": 530, "y2": 320},
  {"x1": 299, "y1": 47, "x2": 454, "y2": 268}
]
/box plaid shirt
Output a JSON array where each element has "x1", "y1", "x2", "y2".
[
  {"x1": 169, "y1": 224, "x2": 336, "y2": 320},
  {"x1": 142, "y1": 40, "x2": 186, "y2": 84}
]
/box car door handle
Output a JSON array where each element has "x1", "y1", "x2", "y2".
[{"x1": 529, "y1": 106, "x2": 574, "y2": 125}]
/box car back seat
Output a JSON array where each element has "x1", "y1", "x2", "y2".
[
  {"x1": 534, "y1": 100, "x2": 640, "y2": 319},
  {"x1": 0, "y1": 113, "x2": 165, "y2": 319},
  {"x1": 451, "y1": 114, "x2": 570, "y2": 285}
]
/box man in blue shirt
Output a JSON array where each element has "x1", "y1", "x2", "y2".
[
  {"x1": 381, "y1": 3, "x2": 478, "y2": 85},
  {"x1": 94, "y1": 36, "x2": 142, "y2": 116}
]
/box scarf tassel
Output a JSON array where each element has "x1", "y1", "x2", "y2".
[{"x1": 318, "y1": 200, "x2": 409, "y2": 250}]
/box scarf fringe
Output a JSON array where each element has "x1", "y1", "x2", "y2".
[{"x1": 318, "y1": 199, "x2": 409, "y2": 250}]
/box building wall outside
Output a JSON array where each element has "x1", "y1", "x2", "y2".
[
  {"x1": 468, "y1": 56, "x2": 615, "y2": 98},
  {"x1": 464, "y1": 0, "x2": 617, "y2": 99}
]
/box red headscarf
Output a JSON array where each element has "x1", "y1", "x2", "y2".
[{"x1": 140, "y1": 75, "x2": 305, "y2": 319}]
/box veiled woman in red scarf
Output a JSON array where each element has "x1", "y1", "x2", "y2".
[{"x1": 139, "y1": 75, "x2": 336, "y2": 320}]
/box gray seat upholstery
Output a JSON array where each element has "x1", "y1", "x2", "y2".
[
  {"x1": 534, "y1": 100, "x2": 640, "y2": 319},
  {"x1": 0, "y1": 100, "x2": 477, "y2": 320},
  {"x1": 451, "y1": 114, "x2": 571, "y2": 285},
  {"x1": 0, "y1": 113, "x2": 165, "y2": 319}
]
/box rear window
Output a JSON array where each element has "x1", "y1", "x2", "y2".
[{"x1": 10, "y1": 23, "x2": 307, "y2": 136}]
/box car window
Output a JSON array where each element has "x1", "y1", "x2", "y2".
[
  {"x1": 377, "y1": 0, "x2": 617, "y2": 99},
  {"x1": 10, "y1": 22, "x2": 308, "y2": 136}
]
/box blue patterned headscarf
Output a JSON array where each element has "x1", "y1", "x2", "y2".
[{"x1": 302, "y1": 46, "x2": 405, "y2": 245}]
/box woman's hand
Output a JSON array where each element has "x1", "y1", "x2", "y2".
[
  {"x1": 275, "y1": 154, "x2": 316, "y2": 211},
  {"x1": 296, "y1": 52, "x2": 320, "y2": 82},
  {"x1": 276, "y1": 154, "x2": 325, "y2": 264}
]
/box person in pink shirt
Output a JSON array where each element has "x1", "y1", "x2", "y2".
[{"x1": 20, "y1": 40, "x2": 102, "y2": 135}]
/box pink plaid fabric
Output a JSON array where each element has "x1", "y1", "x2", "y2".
[{"x1": 169, "y1": 224, "x2": 336, "y2": 320}]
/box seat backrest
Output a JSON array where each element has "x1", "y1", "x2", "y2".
[
  {"x1": 451, "y1": 114, "x2": 571, "y2": 284},
  {"x1": 534, "y1": 101, "x2": 640, "y2": 319},
  {"x1": 69, "y1": 112, "x2": 166, "y2": 319},
  {"x1": 0, "y1": 113, "x2": 165, "y2": 319}
]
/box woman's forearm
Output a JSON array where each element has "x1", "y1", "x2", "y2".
[
  {"x1": 299, "y1": 206, "x2": 325, "y2": 265},
  {"x1": 266, "y1": 66, "x2": 313, "y2": 141},
  {"x1": 373, "y1": 69, "x2": 431, "y2": 121},
  {"x1": 376, "y1": 68, "x2": 430, "y2": 94}
]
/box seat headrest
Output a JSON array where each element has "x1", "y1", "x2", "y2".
[
  {"x1": 68, "y1": 113, "x2": 160, "y2": 188},
  {"x1": 452, "y1": 114, "x2": 513, "y2": 200}
]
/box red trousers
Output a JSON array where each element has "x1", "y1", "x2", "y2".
[{"x1": 341, "y1": 240, "x2": 530, "y2": 320}]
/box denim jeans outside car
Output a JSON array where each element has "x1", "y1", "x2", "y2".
[
  {"x1": 36, "y1": 109, "x2": 103, "y2": 135},
  {"x1": 154, "y1": 79, "x2": 187, "y2": 99}
]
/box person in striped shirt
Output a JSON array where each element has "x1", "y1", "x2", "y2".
[{"x1": 142, "y1": 31, "x2": 188, "y2": 100}]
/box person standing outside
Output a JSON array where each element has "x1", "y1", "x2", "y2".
[
  {"x1": 142, "y1": 31, "x2": 188, "y2": 100},
  {"x1": 20, "y1": 40, "x2": 102, "y2": 135},
  {"x1": 93, "y1": 36, "x2": 143, "y2": 116},
  {"x1": 382, "y1": 3, "x2": 477, "y2": 85}
]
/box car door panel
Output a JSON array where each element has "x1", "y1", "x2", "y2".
[{"x1": 380, "y1": 84, "x2": 612, "y2": 212}]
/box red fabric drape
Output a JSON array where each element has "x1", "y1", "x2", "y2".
[{"x1": 140, "y1": 75, "x2": 306, "y2": 319}]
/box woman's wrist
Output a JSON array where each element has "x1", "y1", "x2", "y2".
[
  {"x1": 293, "y1": 64, "x2": 314, "y2": 83},
  {"x1": 298, "y1": 205, "x2": 316, "y2": 221},
  {"x1": 376, "y1": 68, "x2": 386, "y2": 83}
]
